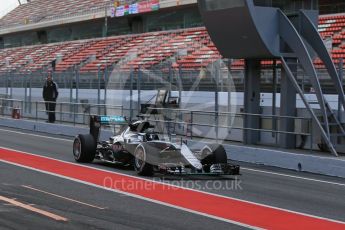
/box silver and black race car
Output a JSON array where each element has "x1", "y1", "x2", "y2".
[{"x1": 73, "y1": 115, "x2": 240, "y2": 176}]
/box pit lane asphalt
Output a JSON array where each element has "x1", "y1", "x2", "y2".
[
  {"x1": 0, "y1": 127, "x2": 345, "y2": 229},
  {"x1": 0, "y1": 162, "x2": 244, "y2": 230}
]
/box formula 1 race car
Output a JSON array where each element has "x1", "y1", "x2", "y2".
[{"x1": 73, "y1": 115, "x2": 240, "y2": 176}]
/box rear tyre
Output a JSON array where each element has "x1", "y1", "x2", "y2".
[
  {"x1": 200, "y1": 144, "x2": 227, "y2": 172},
  {"x1": 73, "y1": 134, "x2": 96, "y2": 163},
  {"x1": 133, "y1": 144, "x2": 154, "y2": 176}
]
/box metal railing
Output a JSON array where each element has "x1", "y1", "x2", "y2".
[
  {"x1": 0, "y1": 62, "x2": 343, "y2": 97},
  {"x1": 0, "y1": 98, "x2": 123, "y2": 126},
  {"x1": 0, "y1": 98, "x2": 316, "y2": 151},
  {"x1": 139, "y1": 107, "x2": 314, "y2": 149}
]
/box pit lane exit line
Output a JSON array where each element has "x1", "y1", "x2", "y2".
[
  {"x1": 1, "y1": 147, "x2": 345, "y2": 230},
  {"x1": 21, "y1": 185, "x2": 107, "y2": 210},
  {"x1": 0, "y1": 195, "x2": 68, "y2": 222}
]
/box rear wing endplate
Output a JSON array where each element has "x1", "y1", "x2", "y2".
[{"x1": 89, "y1": 115, "x2": 127, "y2": 142}]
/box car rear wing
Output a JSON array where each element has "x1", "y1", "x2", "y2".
[{"x1": 89, "y1": 115, "x2": 127, "y2": 142}]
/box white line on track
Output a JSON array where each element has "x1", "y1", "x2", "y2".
[
  {"x1": 0, "y1": 128, "x2": 72, "y2": 142},
  {"x1": 22, "y1": 185, "x2": 107, "y2": 210},
  {"x1": 0, "y1": 195, "x2": 68, "y2": 222},
  {"x1": 241, "y1": 167, "x2": 345, "y2": 187},
  {"x1": 1, "y1": 146, "x2": 345, "y2": 227}
]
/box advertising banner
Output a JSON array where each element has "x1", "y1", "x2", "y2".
[
  {"x1": 129, "y1": 3, "x2": 139, "y2": 14},
  {"x1": 110, "y1": 7, "x2": 115, "y2": 18},
  {"x1": 124, "y1": 4, "x2": 129, "y2": 15},
  {"x1": 115, "y1": 5, "x2": 125, "y2": 17},
  {"x1": 114, "y1": 0, "x2": 159, "y2": 17},
  {"x1": 151, "y1": 0, "x2": 159, "y2": 11},
  {"x1": 138, "y1": 0, "x2": 160, "y2": 13}
]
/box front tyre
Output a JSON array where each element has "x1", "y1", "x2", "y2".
[
  {"x1": 200, "y1": 144, "x2": 227, "y2": 172},
  {"x1": 73, "y1": 134, "x2": 96, "y2": 163},
  {"x1": 133, "y1": 144, "x2": 153, "y2": 176}
]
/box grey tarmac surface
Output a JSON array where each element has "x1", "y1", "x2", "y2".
[
  {"x1": 0, "y1": 162, "x2": 244, "y2": 230},
  {"x1": 0, "y1": 127, "x2": 345, "y2": 230}
]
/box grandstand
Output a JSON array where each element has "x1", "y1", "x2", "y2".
[
  {"x1": 0, "y1": 27, "x2": 214, "y2": 73},
  {"x1": 0, "y1": 1, "x2": 345, "y2": 80},
  {"x1": 1, "y1": 13, "x2": 345, "y2": 74}
]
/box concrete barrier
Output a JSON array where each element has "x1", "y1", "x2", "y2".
[
  {"x1": 0, "y1": 117, "x2": 112, "y2": 140},
  {"x1": 188, "y1": 140, "x2": 345, "y2": 178}
]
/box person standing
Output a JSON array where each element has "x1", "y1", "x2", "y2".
[{"x1": 43, "y1": 73, "x2": 59, "y2": 123}]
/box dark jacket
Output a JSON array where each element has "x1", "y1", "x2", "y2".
[{"x1": 43, "y1": 81, "x2": 59, "y2": 101}]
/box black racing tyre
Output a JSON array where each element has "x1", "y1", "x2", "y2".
[
  {"x1": 133, "y1": 144, "x2": 154, "y2": 176},
  {"x1": 200, "y1": 144, "x2": 228, "y2": 172},
  {"x1": 73, "y1": 134, "x2": 96, "y2": 163}
]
